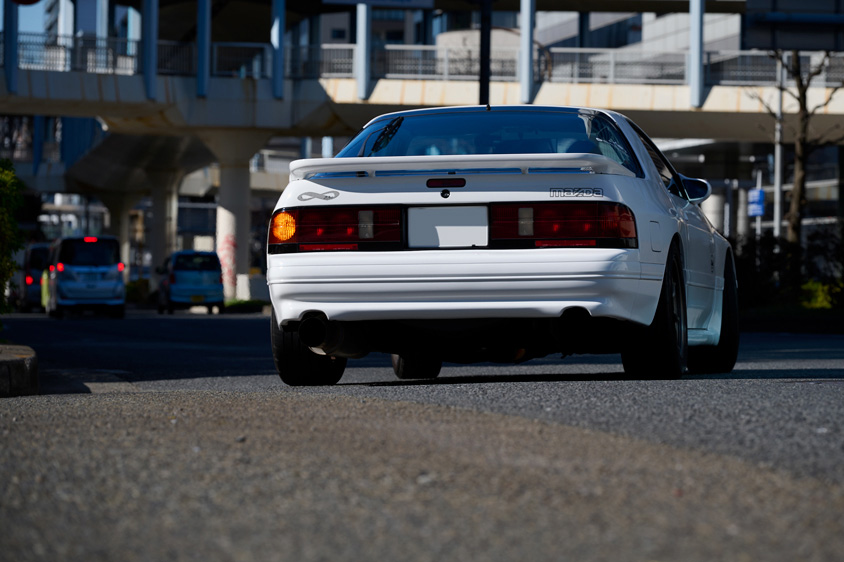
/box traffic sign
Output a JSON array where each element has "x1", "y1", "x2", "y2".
[{"x1": 748, "y1": 188, "x2": 765, "y2": 217}]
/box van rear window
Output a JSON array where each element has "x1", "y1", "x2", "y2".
[
  {"x1": 173, "y1": 254, "x2": 221, "y2": 271},
  {"x1": 58, "y1": 239, "x2": 120, "y2": 266}
]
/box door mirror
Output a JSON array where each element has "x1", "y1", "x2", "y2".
[{"x1": 682, "y1": 176, "x2": 712, "y2": 204}]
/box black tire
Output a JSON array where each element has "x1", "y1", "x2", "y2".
[
  {"x1": 688, "y1": 256, "x2": 739, "y2": 374},
  {"x1": 622, "y1": 243, "x2": 688, "y2": 379},
  {"x1": 391, "y1": 354, "x2": 442, "y2": 380},
  {"x1": 270, "y1": 311, "x2": 346, "y2": 386}
]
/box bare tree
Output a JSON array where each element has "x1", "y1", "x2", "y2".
[{"x1": 748, "y1": 51, "x2": 844, "y2": 242}]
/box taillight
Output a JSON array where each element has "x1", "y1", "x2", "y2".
[
  {"x1": 118, "y1": 262, "x2": 125, "y2": 272},
  {"x1": 268, "y1": 206, "x2": 401, "y2": 252},
  {"x1": 25, "y1": 275, "x2": 33, "y2": 286},
  {"x1": 57, "y1": 262, "x2": 65, "y2": 272},
  {"x1": 169, "y1": 273, "x2": 176, "y2": 285},
  {"x1": 490, "y1": 202, "x2": 637, "y2": 249}
]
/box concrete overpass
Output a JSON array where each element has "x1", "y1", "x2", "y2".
[{"x1": 3, "y1": 0, "x2": 843, "y2": 299}]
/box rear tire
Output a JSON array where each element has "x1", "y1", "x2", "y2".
[
  {"x1": 391, "y1": 354, "x2": 442, "y2": 380},
  {"x1": 688, "y1": 257, "x2": 739, "y2": 374},
  {"x1": 622, "y1": 243, "x2": 687, "y2": 379},
  {"x1": 270, "y1": 311, "x2": 346, "y2": 386}
]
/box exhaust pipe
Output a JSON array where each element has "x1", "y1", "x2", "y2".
[{"x1": 298, "y1": 315, "x2": 366, "y2": 358}]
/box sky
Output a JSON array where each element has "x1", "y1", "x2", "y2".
[{"x1": 1, "y1": 1, "x2": 45, "y2": 33}]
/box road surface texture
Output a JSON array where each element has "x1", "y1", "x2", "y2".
[{"x1": 1, "y1": 310, "x2": 842, "y2": 561}]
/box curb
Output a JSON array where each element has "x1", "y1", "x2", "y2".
[{"x1": 0, "y1": 344, "x2": 39, "y2": 398}]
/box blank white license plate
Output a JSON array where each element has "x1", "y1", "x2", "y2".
[{"x1": 408, "y1": 206, "x2": 488, "y2": 248}]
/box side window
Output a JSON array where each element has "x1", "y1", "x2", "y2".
[{"x1": 635, "y1": 130, "x2": 685, "y2": 199}]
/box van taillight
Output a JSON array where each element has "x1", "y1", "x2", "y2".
[
  {"x1": 490, "y1": 202, "x2": 637, "y2": 249},
  {"x1": 57, "y1": 263, "x2": 65, "y2": 272},
  {"x1": 25, "y1": 275, "x2": 33, "y2": 286},
  {"x1": 268, "y1": 206, "x2": 401, "y2": 252}
]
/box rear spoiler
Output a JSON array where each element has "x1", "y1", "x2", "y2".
[{"x1": 289, "y1": 153, "x2": 637, "y2": 181}]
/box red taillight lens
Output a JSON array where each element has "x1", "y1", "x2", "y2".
[
  {"x1": 269, "y1": 207, "x2": 401, "y2": 251},
  {"x1": 118, "y1": 262, "x2": 125, "y2": 272},
  {"x1": 25, "y1": 275, "x2": 33, "y2": 285},
  {"x1": 83, "y1": 236, "x2": 98, "y2": 243},
  {"x1": 490, "y1": 202, "x2": 637, "y2": 248},
  {"x1": 56, "y1": 262, "x2": 65, "y2": 272}
]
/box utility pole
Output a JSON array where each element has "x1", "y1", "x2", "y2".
[{"x1": 479, "y1": 0, "x2": 492, "y2": 105}]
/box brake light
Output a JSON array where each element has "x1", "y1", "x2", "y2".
[
  {"x1": 118, "y1": 262, "x2": 125, "y2": 272},
  {"x1": 490, "y1": 202, "x2": 637, "y2": 248},
  {"x1": 84, "y1": 236, "x2": 98, "y2": 243},
  {"x1": 25, "y1": 275, "x2": 33, "y2": 285},
  {"x1": 269, "y1": 207, "x2": 401, "y2": 251},
  {"x1": 57, "y1": 262, "x2": 65, "y2": 272}
]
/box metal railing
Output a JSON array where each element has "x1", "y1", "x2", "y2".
[
  {"x1": 17, "y1": 32, "x2": 139, "y2": 74},
  {"x1": 7, "y1": 33, "x2": 844, "y2": 89}
]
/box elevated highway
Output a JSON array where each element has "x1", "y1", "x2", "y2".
[{"x1": 2, "y1": 0, "x2": 842, "y2": 299}]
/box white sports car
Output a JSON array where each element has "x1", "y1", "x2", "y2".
[{"x1": 267, "y1": 106, "x2": 738, "y2": 385}]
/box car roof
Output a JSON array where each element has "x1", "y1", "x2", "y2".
[{"x1": 361, "y1": 105, "x2": 615, "y2": 128}]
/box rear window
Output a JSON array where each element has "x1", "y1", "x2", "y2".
[
  {"x1": 336, "y1": 109, "x2": 642, "y2": 175},
  {"x1": 173, "y1": 254, "x2": 221, "y2": 271},
  {"x1": 58, "y1": 239, "x2": 120, "y2": 266},
  {"x1": 28, "y1": 247, "x2": 49, "y2": 271}
]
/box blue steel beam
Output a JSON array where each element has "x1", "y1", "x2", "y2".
[
  {"x1": 197, "y1": 0, "x2": 210, "y2": 97},
  {"x1": 143, "y1": 0, "x2": 158, "y2": 100},
  {"x1": 272, "y1": 0, "x2": 285, "y2": 99},
  {"x1": 3, "y1": 0, "x2": 18, "y2": 95}
]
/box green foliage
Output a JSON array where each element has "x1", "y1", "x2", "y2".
[
  {"x1": 801, "y1": 280, "x2": 843, "y2": 310},
  {"x1": 0, "y1": 159, "x2": 25, "y2": 316},
  {"x1": 735, "y1": 225, "x2": 844, "y2": 310}
]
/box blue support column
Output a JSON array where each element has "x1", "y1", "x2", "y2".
[
  {"x1": 271, "y1": 0, "x2": 285, "y2": 98},
  {"x1": 577, "y1": 12, "x2": 589, "y2": 48},
  {"x1": 142, "y1": 0, "x2": 159, "y2": 100},
  {"x1": 689, "y1": 0, "x2": 704, "y2": 108},
  {"x1": 519, "y1": 0, "x2": 535, "y2": 104},
  {"x1": 3, "y1": 0, "x2": 19, "y2": 94},
  {"x1": 355, "y1": 3, "x2": 371, "y2": 101},
  {"x1": 96, "y1": 0, "x2": 109, "y2": 39},
  {"x1": 197, "y1": 0, "x2": 211, "y2": 97}
]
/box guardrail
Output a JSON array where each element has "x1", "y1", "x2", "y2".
[{"x1": 4, "y1": 33, "x2": 844, "y2": 88}]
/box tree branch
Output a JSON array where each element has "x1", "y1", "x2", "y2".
[
  {"x1": 744, "y1": 88, "x2": 778, "y2": 119},
  {"x1": 810, "y1": 84, "x2": 844, "y2": 116}
]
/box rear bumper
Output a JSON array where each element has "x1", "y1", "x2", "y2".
[
  {"x1": 56, "y1": 281, "x2": 124, "y2": 306},
  {"x1": 268, "y1": 248, "x2": 662, "y2": 326},
  {"x1": 169, "y1": 285, "x2": 224, "y2": 305}
]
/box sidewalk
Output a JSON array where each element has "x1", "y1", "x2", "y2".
[{"x1": 0, "y1": 344, "x2": 39, "y2": 397}]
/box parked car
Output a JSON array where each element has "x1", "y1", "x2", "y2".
[
  {"x1": 17, "y1": 243, "x2": 50, "y2": 312},
  {"x1": 42, "y1": 236, "x2": 125, "y2": 318},
  {"x1": 266, "y1": 105, "x2": 739, "y2": 386},
  {"x1": 157, "y1": 251, "x2": 224, "y2": 315}
]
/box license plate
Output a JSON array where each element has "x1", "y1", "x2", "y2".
[
  {"x1": 408, "y1": 206, "x2": 488, "y2": 248},
  {"x1": 191, "y1": 295, "x2": 205, "y2": 303}
]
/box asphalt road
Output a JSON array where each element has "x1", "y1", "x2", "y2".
[{"x1": 2, "y1": 309, "x2": 843, "y2": 561}]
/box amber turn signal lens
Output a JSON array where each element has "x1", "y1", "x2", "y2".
[{"x1": 270, "y1": 211, "x2": 296, "y2": 243}]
